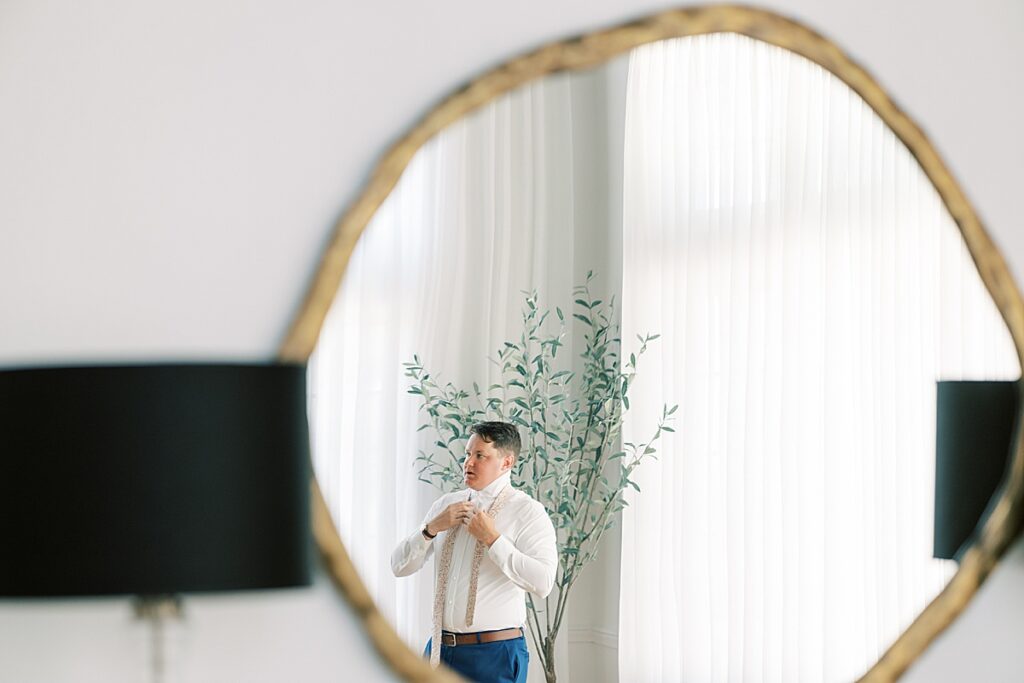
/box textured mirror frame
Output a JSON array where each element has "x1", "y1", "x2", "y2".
[{"x1": 279, "y1": 6, "x2": 1024, "y2": 682}]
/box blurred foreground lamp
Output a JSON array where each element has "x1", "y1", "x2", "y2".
[
  {"x1": 935, "y1": 380, "x2": 1020, "y2": 561},
  {"x1": 0, "y1": 363, "x2": 311, "y2": 679}
]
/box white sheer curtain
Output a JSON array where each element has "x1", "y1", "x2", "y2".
[
  {"x1": 308, "y1": 76, "x2": 580, "y2": 648},
  {"x1": 619, "y1": 34, "x2": 1019, "y2": 683}
]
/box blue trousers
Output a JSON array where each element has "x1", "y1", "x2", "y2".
[{"x1": 424, "y1": 634, "x2": 529, "y2": 683}]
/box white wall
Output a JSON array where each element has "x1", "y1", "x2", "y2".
[
  {"x1": 1, "y1": 0, "x2": 1022, "y2": 680},
  {"x1": 0, "y1": 569, "x2": 396, "y2": 683}
]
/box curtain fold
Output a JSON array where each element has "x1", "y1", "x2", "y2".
[
  {"x1": 307, "y1": 76, "x2": 582, "y2": 649},
  {"x1": 619, "y1": 34, "x2": 1019, "y2": 683}
]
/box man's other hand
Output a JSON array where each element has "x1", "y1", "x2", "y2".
[{"x1": 466, "y1": 509, "x2": 500, "y2": 547}]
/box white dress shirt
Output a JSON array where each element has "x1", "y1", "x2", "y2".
[{"x1": 391, "y1": 472, "x2": 558, "y2": 633}]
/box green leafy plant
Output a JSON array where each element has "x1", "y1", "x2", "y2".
[{"x1": 404, "y1": 273, "x2": 676, "y2": 683}]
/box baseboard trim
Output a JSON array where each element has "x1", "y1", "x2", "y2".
[{"x1": 568, "y1": 626, "x2": 618, "y2": 650}]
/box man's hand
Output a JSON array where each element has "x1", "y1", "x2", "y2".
[
  {"x1": 426, "y1": 501, "x2": 476, "y2": 537},
  {"x1": 466, "y1": 509, "x2": 500, "y2": 547}
]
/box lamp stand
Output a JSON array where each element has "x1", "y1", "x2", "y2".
[{"x1": 133, "y1": 594, "x2": 183, "y2": 683}]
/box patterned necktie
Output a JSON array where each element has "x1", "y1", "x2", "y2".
[{"x1": 430, "y1": 485, "x2": 513, "y2": 667}]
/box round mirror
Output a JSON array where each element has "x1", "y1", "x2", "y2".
[{"x1": 281, "y1": 8, "x2": 1024, "y2": 683}]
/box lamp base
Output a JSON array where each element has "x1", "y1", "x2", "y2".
[{"x1": 133, "y1": 595, "x2": 183, "y2": 683}]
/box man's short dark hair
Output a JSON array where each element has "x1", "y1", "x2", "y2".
[{"x1": 470, "y1": 421, "x2": 522, "y2": 459}]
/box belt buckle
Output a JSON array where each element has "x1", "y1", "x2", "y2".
[{"x1": 442, "y1": 632, "x2": 457, "y2": 647}]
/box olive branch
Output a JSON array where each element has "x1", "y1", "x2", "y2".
[{"x1": 404, "y1": 272, "x2": 676, "y2": 683}]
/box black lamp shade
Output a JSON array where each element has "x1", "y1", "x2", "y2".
[
  {"x1": 934, "y1": 380, "x2": 1020, "y2": 561},
  {"x1": 0, "y1": 363, "x2": 311, "y2": 596}
]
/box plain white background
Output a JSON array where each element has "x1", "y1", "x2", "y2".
[{"x1": 0, "y1": 1, "x2": 1021, "y2": 680}]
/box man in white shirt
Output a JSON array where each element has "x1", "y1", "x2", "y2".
[{"x1": 391, "y1": 421, "x2": 558, "y2": 683}]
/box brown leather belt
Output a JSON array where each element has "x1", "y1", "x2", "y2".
[{"x1": 441, "y1": 627, "x2": 523, "y2": 647}]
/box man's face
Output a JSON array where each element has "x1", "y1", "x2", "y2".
[{"x1": 463, "y1": 434, "x2": 514, "y2": 491}]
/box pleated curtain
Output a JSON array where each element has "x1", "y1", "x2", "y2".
[
  {"x1": 618, "y1": 34, "x2": 1019, "y2": 683},
  {"x1": 307, "y1": 76, "x2": 580, "y2": 649}
]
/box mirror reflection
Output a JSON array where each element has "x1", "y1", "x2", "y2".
[{"x1": 308, "y1": 33, "x2": 1019, "y2": 683}]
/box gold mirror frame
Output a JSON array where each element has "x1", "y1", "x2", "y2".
[{"x1": 278, "y1": 6, "x2": 1024, "y2": 681}]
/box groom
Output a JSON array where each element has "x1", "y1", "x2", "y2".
[{"x1": 391, "y1": 421, "x2": 558, "y2": 683}]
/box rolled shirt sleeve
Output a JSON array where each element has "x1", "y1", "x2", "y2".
[{"x1": 486, "y1": 499, "x2": 558, "y2": 597}]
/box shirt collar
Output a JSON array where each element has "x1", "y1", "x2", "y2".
[{"x1": 470, "y1": 471, "x2": 512, "y2": 503}]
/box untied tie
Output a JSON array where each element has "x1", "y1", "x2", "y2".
[{"x1": 430, "y1": 485, "x2": 514, "y2": 667}]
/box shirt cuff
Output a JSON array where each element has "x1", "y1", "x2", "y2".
[
  {"x1": 487, "y1": 534, "x2": 514, "y2": 565},
  {"x1": 416, "y1": 527, "x2": 435, "y2": 548}
]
